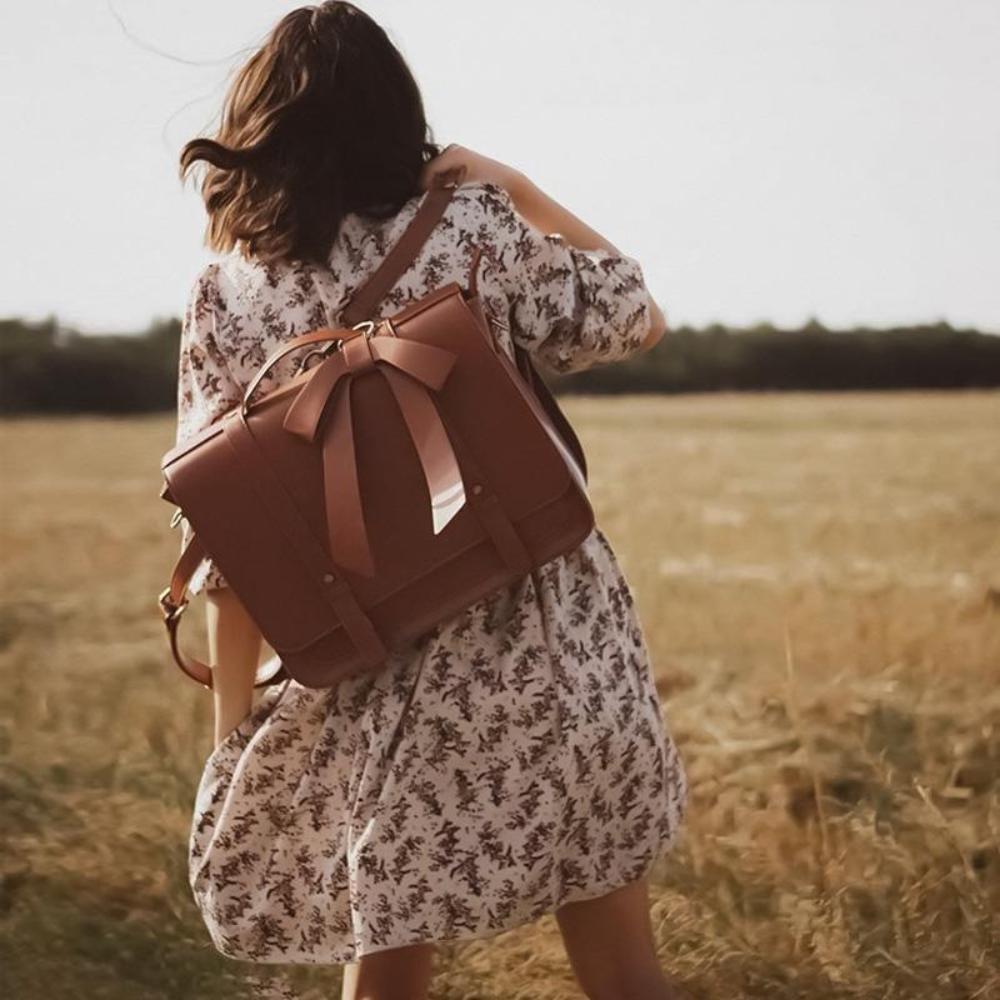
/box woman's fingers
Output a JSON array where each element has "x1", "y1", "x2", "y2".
[
  {"x1": 419, "y1": 144, "x2": 468, "y2": 191},
  {"x1": 420, "y1": 144, "x2": 520, "y2": 192}
]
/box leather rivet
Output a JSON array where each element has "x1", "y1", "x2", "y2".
[
  {"x1": 471, "y1": 484, "x2": 483, "y2": 495},
  {"x1": 323, "y1": 573, "x2": 335, "y2": 583}
]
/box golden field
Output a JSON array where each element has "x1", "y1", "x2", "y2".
[{"x1": 1, "y1": 391, "x2": 998, "y2": 1000}]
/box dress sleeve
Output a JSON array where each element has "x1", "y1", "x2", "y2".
[
  {"x1": 174, "y1": 264, "x2": 241, "y2": 594},
  {"x1": 479, "y1": 182, "x2": 656, "y2": 375}
]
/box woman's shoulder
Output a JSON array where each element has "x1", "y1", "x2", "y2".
[
  {"x1": 448, "y1": 178, "x2": 508, "y2": 201},
  {"x1": 185, "y1": 255, "x2": 251, "y2": 306},
  {"x1": 189, "y1": 251, "x2": 304, "y2": 312},
  {"x1": 182, "y1": 260, "x2": 231, "y2": 331},
  {"x1": 341, "y1": 180, "x2": 517, "y2": 245},
  {"x1": 394, "y1": 180, "x2": 528, "y2": 264},
  {"x1": 448, "y1": 179, "x2": 519, "y2": 222}
]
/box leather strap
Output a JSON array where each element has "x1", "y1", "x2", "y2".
[
  {"x1": 158, "y1": 531, "x2": 284, "y2": 690},
  {"x1": 159, "y1": 530, "x2": 213, "y2": 688},
  {"x1": 513, "y1": 346, "x2": 589, "y2": 485},
  {"x1": 340, "y1": 170, "x2": 462, "y2": 326}
]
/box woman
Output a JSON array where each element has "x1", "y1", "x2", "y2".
[{"x1": 175, "y1": 3, "x2": 688, "y2": 998}]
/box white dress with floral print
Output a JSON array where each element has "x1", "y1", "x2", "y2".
[{"x1": 177, "y1": 181, "x2": 687, "y2": 964}]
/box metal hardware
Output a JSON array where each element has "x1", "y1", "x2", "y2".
[
  {"x1": 240, "y1": 319, "x2": 384, "y2": 418},
  {"x1": 295, "y1": 336, "x2": 343, "y2": 376},
  {"x1": 158, "y1": 587, "x2": 189, "y2": 622},
  {"x1": 292, "y1": 320, "x2": 378, "y2": 376},
  {"x1": 169, "y1": 508, "x2": 184, "y2": 529},
  {"x1": 241, "y1": 330, "x2": 345, "y2": 417}
]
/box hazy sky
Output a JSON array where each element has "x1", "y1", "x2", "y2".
[{"x1": 3, "y1": 0, "x2": 998, "y2": 333}]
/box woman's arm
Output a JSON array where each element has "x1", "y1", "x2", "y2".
[
  {"x1": 420, "y1": 145, "x2": 668, "y2": 352},
  {"x1": 503, "y1": 171, "x2": 667, "y2": 353},
  {"x1": 205, "y1": 587, "x2": 263, "y2": 748}
]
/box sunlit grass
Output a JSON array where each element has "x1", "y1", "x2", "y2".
[{"x1": 2, "y1": 392, "x2": 998, "y2": 999}]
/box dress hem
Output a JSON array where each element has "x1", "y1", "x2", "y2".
[{"x1": 208, "y1": 825, "x2": 685, "y2": 968}]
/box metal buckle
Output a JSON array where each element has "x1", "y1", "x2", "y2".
[
  {"x1": 158, "y1": 587, "x2": 188, "y2": 622},
  {"x1": 290, "y1": 321, "x2": 378, "y2": 378},
  {"x1": 169, "y1": 508, "x2": 183, "y2": 529},
  {"x1": 295, "y1": 336, "x2": 344, "y2": 376}
]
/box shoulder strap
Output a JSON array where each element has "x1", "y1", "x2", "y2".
[{"x1": 339, "y1": 169, "x2": 463, "y2": 327}]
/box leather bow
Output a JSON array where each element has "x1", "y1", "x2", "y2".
[{"x1": 282, "y1": 329, "x2": 466, "y2": 577}]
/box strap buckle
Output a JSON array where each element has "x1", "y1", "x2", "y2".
[
  {"x1": 296, "y1": 322, "x2": 374, "y2": 375},
  {"x1": 158, "y1": 587, "x2": 188, "y2": 623},
  {"x1": 296, "y1": 336, "x2": 344, "y2": 376}
]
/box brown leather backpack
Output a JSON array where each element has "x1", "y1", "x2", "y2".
[{"x1": 159, "y1": 173, "x2": 594, "y2": 689}]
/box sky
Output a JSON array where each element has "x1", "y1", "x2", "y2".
[{"x1": 2, "y1": 0, "x2": 998, "y2": 334}]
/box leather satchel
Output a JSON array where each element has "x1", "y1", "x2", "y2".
[{"x1": 158, "y1": 173, "x2": 595, "y2": 689}]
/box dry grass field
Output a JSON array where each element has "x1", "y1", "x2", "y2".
[{"x1": 2, "y1": 391, "x2": 999, "y2": 1000}]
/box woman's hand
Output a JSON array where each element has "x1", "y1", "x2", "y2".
[{"x1": 419, "y1": 143, "x2": 523, "y2": 193}]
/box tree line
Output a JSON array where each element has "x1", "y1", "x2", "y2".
[{"x1": 1, "y1": 314, "x2": 998, "y2": 415}]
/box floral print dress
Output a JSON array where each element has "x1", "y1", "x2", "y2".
[{"x1": 176, "y1": 181, "x2": 687, "y2": 964}]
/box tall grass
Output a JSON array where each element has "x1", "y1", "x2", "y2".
[{"x1": 1, "y1": 392, "x2": 998, "y2": 999}]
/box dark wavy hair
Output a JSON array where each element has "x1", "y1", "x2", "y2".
[{"x1": 179, "y1": 2, "x2": 441, "y2": 264}]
